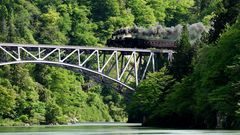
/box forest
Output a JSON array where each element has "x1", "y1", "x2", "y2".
[{"x1": 0, "y1": 0, "x2": 239, "y2": 129}]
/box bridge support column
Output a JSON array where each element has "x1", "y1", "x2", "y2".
[{"x1": 134, "y1": 51, "x2": 138, "y2": 86}]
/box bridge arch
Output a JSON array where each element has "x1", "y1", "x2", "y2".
[
  {"x1": 0, "y1": 60, "x2": 136, "y2": 91},
  {"x1": 0, "y1": 43, "x2": 174, "y2": 91}
]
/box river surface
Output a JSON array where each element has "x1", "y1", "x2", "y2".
[{"x1": 0, "y1": 123, "x2": 239, "y2": 135}]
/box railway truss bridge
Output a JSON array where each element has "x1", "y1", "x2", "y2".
[{"x1": 0, "y1": 43, "x2": 174, "y2": 92}]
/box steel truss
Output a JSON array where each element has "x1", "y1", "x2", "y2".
[{"x1": 0, "y1": 43, "x2": 174, "y2": 91}]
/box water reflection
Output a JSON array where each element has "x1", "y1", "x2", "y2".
[{"x1": 0, "y1": 123, "x2": 239, "y2": 135}]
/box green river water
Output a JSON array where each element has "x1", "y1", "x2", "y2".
[{"x1": 0, "y1": 123, "x2": 239, "y2": 135}]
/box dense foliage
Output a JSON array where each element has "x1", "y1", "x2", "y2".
[
  {"x1": 128, "y1": 0, "x2": 240, "y2": 129},
  {"x1": 0, "y1": 0, "x2": 239, "y2": 129}
]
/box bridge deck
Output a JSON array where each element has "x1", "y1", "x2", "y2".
[{"x1": 0, "y1": 43, "x2": 175, "y2": 53}]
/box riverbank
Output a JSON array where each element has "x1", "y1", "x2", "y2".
[{"x1": 0, "y1": 121, "x2": 141, "y2": 127}]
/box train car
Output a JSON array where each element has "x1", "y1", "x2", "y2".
[
  {"x1": 106, "y1": 27, "x2": 177, "y2": 49},
  {"x1": 107, "y1": 37, "x2": 176, "y2": 49}
]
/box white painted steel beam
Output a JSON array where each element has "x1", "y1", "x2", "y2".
[{"x1": 0, "y1": 43, "x2": 174, "y2": 91}]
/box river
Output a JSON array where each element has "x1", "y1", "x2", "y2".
[{"x1": 0, "y1": 123, "x2": 239, "y2": 135}]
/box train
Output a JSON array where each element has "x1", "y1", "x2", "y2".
[
  {"x1": 106, "y1": 37, "x2": 176, "y2": 49},
  {"x1": 106, "y1": 27, "x2": 177, "y2": 49},
  {"x1": 106, "y1": 23, "x2": 207, "y2": 49}
]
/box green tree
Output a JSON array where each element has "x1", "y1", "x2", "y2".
[
  {"x1": 90, "y1": 0, "x2": 121, "y2": 22},
  {"x1": 145, "y1": 0, "x2": 168, "y2": 24},
  {"x1": 169, "y1": 25, "x2": 195, "y2": 80},
  {"x1": 128, "y1": 67, "x2": 174, "y2": 122},
  {"x1": 97, "y1": 10, "x2": 134, "y2": 44},
  {"x1": 45, "y1": 101, "x2": 63, "y2": 124},
  {"x1": 0, "y1": 0, "x2": 39, "y2": 43},
  {"x1": 40, "y1": 7, "x2": 67, "y2": 44},
  {"x1": 0, "y1": 2, "x2": 9, "y2": 42},
  {"x1": 57, "y1": 4, "x2": 72, "y2": 35},
  {"x1": 209, "y1": 0, "x2": 240, "y2": 43},
  {"x1": 70, "y1": 5, "x2": 99, "y2": 45},
  {"x1": 163, "y1": 16, "x2": 240, "y2": 128},
  {"x1": 0, "y1": 85, "x2": 16, "y2": 118},
  {"x1": 165, "y1": 0, "x2": 195, "y2": 26},
  {"x1": 191, "y1": 0, "x2": 222, "y2": 25},
  {"x1": 127, "y1": 0, "x2": 156, "y2": 27}
]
